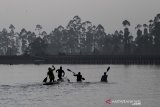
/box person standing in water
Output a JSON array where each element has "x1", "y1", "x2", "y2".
[
  {"x1": 47, "y1": 66, "x2": 55, "y2": 83},
  {"x1": 56, "y1": 66, "x2": 65, "y2": 80},
  {"x1": 73, "y1": 72, "x2": 85, "y2": 82},
  {"x1": 101, "y1": 72, "x2": 108, "y2": 82}
]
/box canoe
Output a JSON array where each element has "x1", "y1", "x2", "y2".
[
  {"x1": 43, "y1": 77, "x2": 70, "y2": 85},
  {"x1": 43, "y1": 81, "x2": 59, "y2": 85}
]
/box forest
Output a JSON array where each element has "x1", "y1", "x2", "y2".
[{"x1": 0, "y1": 14, "x2": 160, "y2": 56}]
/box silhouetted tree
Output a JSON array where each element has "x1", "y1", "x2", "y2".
[
  {"x1": 142, "y1": 24, "x2": 153, "y2": 54},
  {"x1": 135, "y1": 24, "x2": 143, "y2": 54},
  {"x1": 79, "y1": 21, "x2": 93, "y2": 54},
  {"x1": 122, "y1": 20, "x2": 132, "y2": 54},
  {"x1": 94, "y1": 24, "x2": 106, "y2": 54},
  {"x1": 112, "y1": 30, "x2": 124, "y2": 54},
  {"x1": 0, "y1": 14, "x2": 160, "y2": 56},
  {"x1": 28, "y1": 37, "x2": 47, "y2": 56},
  {"x1": 151, "y1": 14, "x2": 160, "y2": 54},
  {"x1": 0, "y1": 28, "x2": 8, "y2": 55},
  {"x1": 19, "y1": 28, "x2": 28, "y2": 54},
  {"x1": 66, "y1": 16, "x2": 82, "y2": 54},
  {"x1": 6, "y1": 24, "x2": 19, "y2": 55},
  {"x1": 35, "y1": 24, "x2": 42, "y2": 37}
]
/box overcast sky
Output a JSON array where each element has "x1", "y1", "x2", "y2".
[{"x1": 0, "y1": 0, "x2": 160, "y2": 34}]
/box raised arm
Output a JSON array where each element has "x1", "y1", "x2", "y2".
[{"x1": 52, "y1": 65, "x2": 55, "y2": 71}]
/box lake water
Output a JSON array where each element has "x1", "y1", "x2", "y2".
[{"x1": 0, "y1": 64, "x2": 160, "y2": 107}]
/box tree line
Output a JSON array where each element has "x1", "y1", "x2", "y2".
[{"x1": 0, "y1": 14, "x2": 160, "y2": 56}]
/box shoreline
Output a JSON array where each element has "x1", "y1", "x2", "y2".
[{"x1": 0, "y1": 55, "x2": 160, "y2": 65}]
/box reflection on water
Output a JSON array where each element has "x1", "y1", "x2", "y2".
[{"x1": 0, "y1": 64, "x2": 160, "y2": 107}]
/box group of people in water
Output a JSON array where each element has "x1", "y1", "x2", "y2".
[
  {"x1": 47, "y1": 65, "x2": 65, "y2": 82},
  {"x1": 45, "y1": 65, "x2": 108, "y2": 83}
]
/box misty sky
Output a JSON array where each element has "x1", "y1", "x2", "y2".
[{"x1": 0, "y1": 0, "x2": 160, "y2": 34}]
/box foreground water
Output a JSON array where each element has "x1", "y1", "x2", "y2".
[{"x1": 0, "y1": 64, "x2": 160, "y2": 107}]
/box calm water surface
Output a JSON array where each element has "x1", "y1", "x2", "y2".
[{"x1": 0, "y1": 64, "x2": 160, "y2": 107}]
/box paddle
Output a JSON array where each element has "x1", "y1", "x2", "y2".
[
  {"x1": 106, "y1": 66, "x2": 110, "y2": 73},
  {"x1": 82, "y1": 77, "x2": 85, "y2": 80},
  {"x1": 67, "y1": 69, "x2": 75, "y2": 74},
  {"x1": 67, "y1": 69, "x2": 85, "y2": 81},
  {"x1": 43, "y1": 77, "x2": 47, "y2": 82}
]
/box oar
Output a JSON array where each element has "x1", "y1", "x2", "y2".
[
  {"x1": 67, "y1": 69, "x2": 85, "y2": 81},
  {"x1": 67, "y1": 69, "x2": 75, "y2": 74},
  {"x1": 106, "y1": 66, "x2": 110, "y2": 72},
  {"x1": 43, "y1": 77, "x2": 47, "y2": 82},
  {"x1": 106, "y1": 66, "x2": 110, "y2": 73},
  {"x1": 82, "y1": 77, "x2": 85, "y2": 80}
]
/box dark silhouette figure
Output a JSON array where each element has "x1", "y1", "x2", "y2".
[
  {"x1": 47, "y1": 67, "x2": 55, "y2": 83},
  {"x1": 56, "y1": 66, "x2": 65, "y2": 80},
  {"x1": 73, "y1": 72, "x2": 85, "y2": 82},
  {"x1": 101, "y1": 72, "x2": 108, "y2": 82}
]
